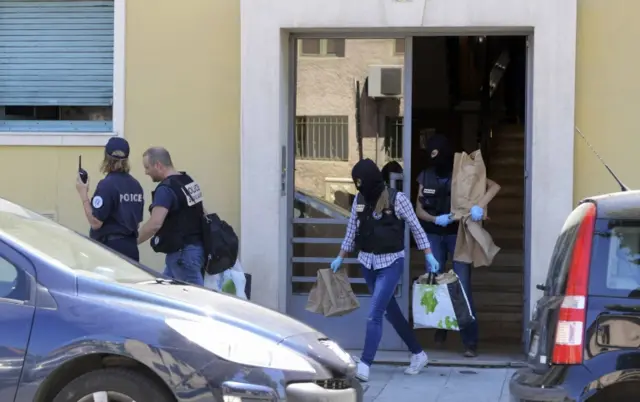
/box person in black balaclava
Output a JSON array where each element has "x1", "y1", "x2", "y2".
[
  {"x1": 415, "y1": 133, "x2": 480, "y2": 357},
  {"x1": 330, "y1": 158, "x2": 439, "y2": 382},
  {"x1": 351, "y1": 158, "x2": 386, "y2": 203}
]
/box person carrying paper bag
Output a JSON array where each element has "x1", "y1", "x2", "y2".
[
  {"x1": 414, "y1": 133, "x2": 500, "y2": 358},
  {"x1": 329, "y1": 158, "x2": 439, "y2": 382}
]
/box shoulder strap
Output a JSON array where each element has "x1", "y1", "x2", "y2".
[
  {"x1": 167, "y1": 176, "x2": 192, "y2": 201},
  {"x1": 387, "y1": 188, "x2": 399, "y2": 215},
  {"x1": 420, "y1": 170, "x2": 427, "y2": 188},
  {"x1": 388, "y1": 187, "x2": 398, "y2": 205}
]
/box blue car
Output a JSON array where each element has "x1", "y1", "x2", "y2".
[{"x1": 0, "y1": 198, "x2": 363, "y2": 402}]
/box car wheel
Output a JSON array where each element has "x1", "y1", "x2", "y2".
[{"x1": 52, "y1": 368, "x2": 174, "y2": 402}]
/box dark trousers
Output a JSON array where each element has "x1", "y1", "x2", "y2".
[
  {"x1": 104, "y1": 236, "x2": 140, "y2": 262},
  {"x1": 427, "y1": 233, "x2": 479, "y2": 349}
]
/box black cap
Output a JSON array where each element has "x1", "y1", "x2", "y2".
[{"x1": 105, "y1": 137, "x2": 130, "y2": 159}]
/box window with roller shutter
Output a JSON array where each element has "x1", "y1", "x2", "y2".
[{"x1": 0, "y1": 0, "x2": 115, "y2": 133}]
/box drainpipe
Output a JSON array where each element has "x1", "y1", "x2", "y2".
[
  {"x1": 355, "y1": 79, "x2": 363, "y2": 161},
  {"x1": 375, "y1": 98, "x2": 381, "y2": 165}
]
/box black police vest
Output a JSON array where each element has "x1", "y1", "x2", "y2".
[
  {"x1": 354, "y1": 188, "x2": 405, "y2": 255},
  {"x1": 150, "y1": 173, "x2": 203, "y2": 254},
  {"x1": 419, "y1": 168, "x2": 457, "y2": 235}
]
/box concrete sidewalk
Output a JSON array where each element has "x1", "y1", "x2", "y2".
[{"x1": 364, "y1": 365, "x2": 515, "y2": 402}]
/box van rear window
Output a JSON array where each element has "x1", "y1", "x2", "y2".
[
  {"x1": 543, "y1": 202, "x2": 592, "y2": 296},
  {"x1": 590, "y1": 219, "x2": 640, "y2": 297}
]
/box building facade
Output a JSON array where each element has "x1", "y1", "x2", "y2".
[
  {"x1": 0, "y1": 0, "x2": 240, "y2": 271},
  {"x1": 0, "y1": 0, "x2": 638, "y2": 351}
]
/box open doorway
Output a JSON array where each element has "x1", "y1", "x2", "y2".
[
  {"x1": 408, "y1": 36, "x2": 528, "y2": 357},
  {"x1": 285, "y1": 35, "x2": 529, "y2": 362}
]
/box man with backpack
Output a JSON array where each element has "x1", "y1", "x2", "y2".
[{"x1": 137, "y1": 147, "x2": 205, "y2": 286}]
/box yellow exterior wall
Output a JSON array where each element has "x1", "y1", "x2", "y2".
[
  {"x1": 575, "y1": 0, "x2": 639, "y2": 203},
  {"x1": 0, "y1": 0, "x2": 240, "y2": 271}
]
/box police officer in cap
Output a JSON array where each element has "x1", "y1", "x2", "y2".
[
  {"x1": 137, "y1": 147, "x2": 205, "y2": 286},
  {"x1": 415, "y1": 132, "x2": 500, "y2": 357},
  {"x1": 76, "y1": 137, "x2": 145, "y2": 261}
]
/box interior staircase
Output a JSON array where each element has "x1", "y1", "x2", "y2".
[
  {"x1": 479, "y1": 122, "x2": 525, "y2": 345},
  {"x1": 408, "y1": 124, "x2": 526, "y2": 350}
]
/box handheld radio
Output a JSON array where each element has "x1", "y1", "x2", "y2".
[{"x1": 78, "y1": 155, "x2": 88, "y2": 184}]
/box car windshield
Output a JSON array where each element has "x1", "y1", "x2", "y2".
[{"x1": 0, "y1": 199, "x2": 156, "y2": 284}]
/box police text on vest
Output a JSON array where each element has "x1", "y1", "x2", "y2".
[
  {"x1": 182, "y1": 182, "x2": 203, "y2": 206},
  {"x1": 120, "y1": 193, "x2": 143, "y2": 203}
]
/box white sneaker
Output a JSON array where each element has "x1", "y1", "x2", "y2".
[
  {"x1": 356, "y1": 361, "x2": 370, "y2": 382},
  {"x1": 404, "y1": 351, "x2": 428, "y2": 375}
]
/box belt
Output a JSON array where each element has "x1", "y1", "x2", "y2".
[{"x1": 102, "y1": 234, "x2": 136, "y2": 242}]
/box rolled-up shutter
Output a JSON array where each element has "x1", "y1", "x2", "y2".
[{"x1": 0, "y1": 0, "x2": 114, "y2": 106}]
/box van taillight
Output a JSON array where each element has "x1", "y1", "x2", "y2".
[{"x1": 552, "y1": 202, "x2": 596, "y2": 365}]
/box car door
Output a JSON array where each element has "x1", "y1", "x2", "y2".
[
  {"x1": 584, "y1": 218, "x2": 640, "y2": 364},
  {"x1": 0, "y1": 240, "x2": 37, "y2": 402}
]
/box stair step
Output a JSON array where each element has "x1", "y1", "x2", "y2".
[
  {"x1": 489, "y1": 156, "x2": 525, "y2": 168},
  {"x1": 488, "y1": 179, "x2": 525, "y2": 197},
  {"x1": 473, "y1": 271, "x2": 523, "y2": 292},
  {"x1": 496, "y1": 238, "x2": 524, "y2": 251},
  {"x1": 490, "y1": 250, "x2": 524, "y2": 266},
  {"x1": 491, "y1": 136, "x2": 525, "y2": 152},
  {"x1": 475, "y1": 290, "x2": 524, "y2": 309},
  {"x1": 492, "y1": 176, "x2": 524, "y2": 187},
  {"x1": 490, "y1": 174, "x2": 525, "y2": 185},
  {"x1": 488, "y1": 209, "x2": 524, "y2": 220},
  {"x1": 493, "y1": 133, "x2": 524, "y2": 142},
  {"x1": 495, "y1": 124, "x2": 525, "y2": 136},
  {"x1": 494, "y1": 185, "x2": 524, "y2": 197},
  {"x1": 485, "y1": 220, "x2": 523, "y2": 232},
  {"x1": 491, "y1": 147, "x2": 525, "y2": 160},
  {"x1": 488, "y1": 227, "x2": 523, "y2": 239},
  {"x1": 489, "y1": 196, "x2": 524, "y2": 214},
  {"x1": 486, "y1": 213, "x2": 524, "y2": 224}
]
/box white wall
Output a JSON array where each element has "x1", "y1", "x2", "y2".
[{"x1": 240, "y1": 0, "x2": 577, "y2": 320}]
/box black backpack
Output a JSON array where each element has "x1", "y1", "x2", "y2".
[
  {"x1": 169, "y1": 176, "x2": 239, "y2": 276},
  {"x1": 201, "y1": 213, "x2": 239, "y2": 275}
]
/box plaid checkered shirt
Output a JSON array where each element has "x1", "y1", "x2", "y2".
[{"x1": 340, "y1": 191, "x2": 430, "y2": 270}]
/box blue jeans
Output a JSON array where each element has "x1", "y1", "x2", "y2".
[
  {"x1": 360, "y1": 258, "x2": 423, "y2": 366},
  {"x1": 427, "y1": 233, "x2": 479, "y2": 349},
  {"x1": 163, "y1": 243, "x2": 205, "y2": 286}
]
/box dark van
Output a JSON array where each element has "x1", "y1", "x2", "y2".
[{"x1": 510, "y1": 191, "x2": 640, "y2": 402}]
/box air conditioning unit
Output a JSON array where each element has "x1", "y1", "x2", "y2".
[{"x1": 368, "y1": 65, "x2": 403, "y2": 98}]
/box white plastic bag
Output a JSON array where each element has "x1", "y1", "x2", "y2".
[
  {"x1": 412, "y1": 280, "x2": 460, "y2": 331},
  {"x1": 203, "y1": 259, "x2": 247, "y2": 300}
]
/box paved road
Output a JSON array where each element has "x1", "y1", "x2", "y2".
[{"x1": 365, "y1": 365, "x2": 515, "y2": 402}]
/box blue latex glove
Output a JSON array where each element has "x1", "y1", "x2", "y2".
[
  {"x1": 434, "y1": 214, "x2": 452, "y2": 227},
  {"x1": 470, "y1": 205, "x2": 484, "y2": 222},
  {"x1": 330, "y1": 256, "x2": 343, "y2": 273},
  {"x1": 426, "y1": 253, "x2": 440, "y2": 273}
]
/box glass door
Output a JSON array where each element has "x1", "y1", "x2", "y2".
[{"x1": 286, "y1": 36, "x2": 412, "y2": 351}]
